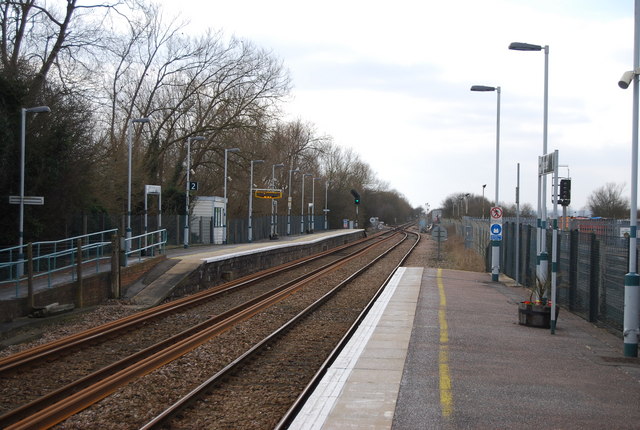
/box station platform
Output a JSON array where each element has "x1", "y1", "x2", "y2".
[{"x1": 289, "y1": 267, "x2": 640, "y2": 429}]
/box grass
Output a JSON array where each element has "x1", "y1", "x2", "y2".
[{"x1": 429, "y1": 232, "x2": 485, "y2": 272}]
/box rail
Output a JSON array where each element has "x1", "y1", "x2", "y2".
[{"x1": 122, "y1": 229, "x2": 168, "y2": 267}]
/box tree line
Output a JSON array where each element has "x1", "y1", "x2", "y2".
[
  {"x1": 0, "y1": 0, "x2": 419, "y2": 245},
  {"x1": 439, "y1": 182, "x2": 632, "y2": 220}
]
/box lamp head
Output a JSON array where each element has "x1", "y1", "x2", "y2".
[
  {"x1": 226, "y1": 147, "x2": 240, "y2": 153},
  {"x1": 509, "y1": 42, "x2": 542, "y2": 51},
  {"x1": 132, "y1": 117, "x2": 150, "y2": 124},
  {"x1": 189, "y1": 136, "x2": 205, "y2": 142},
  {"x1": 470, "y1": 85, "x2": 496, "y2": 92},
  {"x1": 25, "y1": 106, "x2": 51, "y2": 113}
]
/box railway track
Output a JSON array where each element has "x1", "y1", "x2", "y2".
[
  {"x1": 0, "y1": 228, "x2": 415, "y2": 429},
  {"x1": 140, "y1": 229, "x2": 419, "y2": 429}
]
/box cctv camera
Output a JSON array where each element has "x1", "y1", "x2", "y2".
[{"x1": 619, "y1": 70, "x2": 636, "y2": 89}]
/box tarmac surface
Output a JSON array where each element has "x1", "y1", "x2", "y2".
[{"x1": 292, "y1": 267, "x2": 640, "y2": 429}]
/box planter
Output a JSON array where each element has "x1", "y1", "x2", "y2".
[{"x1": 518, "y1": 302, "x2": 559, "y2": 329}]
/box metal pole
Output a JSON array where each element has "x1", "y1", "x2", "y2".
[
  {"x1": 324, "y1": 180, "x2": 328, "y2": 230},
  {"x1": 624, "y1": 0, "x2": 640, "y2": 357},
  {"x1": 491, "y1": 87, "x2": 501, "y2": 282},
  {"x1": 18, "y1": 108, "x2": 26, "y2": 277},
  {"x1": 249, "y1": 160, "x2": 263, "y2": 242},
  {"x1": 301, "y1": 174, "x2": 309, "y2": 233},
  {"x1": 249, "y1": 162, "x2": 254, "y2": 242},
  {"x1": 271, "y1": 164, "x2": 284, "y2": 239},
  {"x1": 126, "y1": 122, "x2": 132, "y2": 252},
  {"x1": 223, "y1": 148, "x2": 239, "y2": 244},
  {"x1": 287, "y1": 169, "x2": 298, "y2": 235},
  {"x1": 539, "y1": 45, "x2": 550, "y2": 292},
  {"x1": 127, "y1": 117, "x2": 150, "y2": 252},
  {"x1": 184, "y1": 138, "x2": 191, "y2": 248},
  {"x1": 551, "y1": 150, "x2": 559, "y2": 334},
  {"x1": 515, "y1": 163, "x2": 520, "y2": 286},
  {"x1": 310, "y1": 178, "x2": 318, "y2": 233}
]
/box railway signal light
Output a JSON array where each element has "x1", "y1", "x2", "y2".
[
  {"x1": 350, "y1": 189, "x2": 361, "y2": 205},
  {"x1": 559, "y1": 179, "x2": 571, "y2": 206}
]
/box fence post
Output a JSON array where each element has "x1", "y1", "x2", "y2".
[
  {"x1": 27, "y1": 242, "x2": 34, "y2": 311},
  {"x1": 111, "y1": 234, "x2": 120, "y2": 298},
  {"x1": 569, "y1": 229, "x2": 578, "y2": 311},
  {"x1": 589, "y1": 233, "x2": 600, "y2": 322},
  {"x1": 76, "y1": 238, "x2": 83, "y2": 308}
]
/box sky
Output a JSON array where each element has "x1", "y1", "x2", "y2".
[{"x1": 162, "y1": 0, "x2": 634, "y2": 214}]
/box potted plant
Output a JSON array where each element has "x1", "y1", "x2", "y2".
[{"x1": 518, "y1": 275, "x2": 558, "y2": 328}]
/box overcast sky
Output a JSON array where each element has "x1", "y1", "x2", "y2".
[{"x1": 162, "y1": 0, "x2": 633, "y2": 214}]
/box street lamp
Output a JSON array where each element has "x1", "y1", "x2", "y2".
[
  {"x1": 184, "y1": 135, "x2": 205, "y2": 248},
  {"x1": 310, "y1": 177, "x2": 321, "y2": 233},
  {"x1": 223, "y1": 147, "x2": 240, "y2": 244},
  {"x1": 18, "y1": 106, "x2": 50, "y2": 276},
  {"x1": 509, "y1": 41, "x2": 550, "y2": 293},
  {"x1": 287, "y1": 168, "x2": 299, "y2": 235},
  {"x1": 270, "y1": 163, "x2": 284, "y2": 239},
  {"x1": 126, "y1": 117, "x2": 151, "y2": 252},
  {"x1": 248, "y1": 159, "x2": 264, "y2": 242},
  {"x1": 618, "y1": 0, "x2": 640, "y2": 357},
  {"x1": 471, "y1": 84, "x2": 501, "y2": 281},
  {"x1": 301, "y1": 173, "x2": 312, "y2": 234}
]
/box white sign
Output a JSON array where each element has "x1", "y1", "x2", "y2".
[
  {"x1": 538, "y1": 150, "x2": 559, "y2": 175},
  {"x1": 145, "y1": 185, "x2": 161, "y2": 195},
  {"x1": 490, "y1": 206, "x2": 503, "y2": 221},
  {"x1": 9, "y1": 195, "x2": 44, "y2": 205}
]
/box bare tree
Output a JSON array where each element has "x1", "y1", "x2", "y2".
[
  {"x1": 587, "y1": 182, "x2": 629, "y2": 219},
  {"x1": 94, "y1": 4, "x2": 291, "y2": 215}
]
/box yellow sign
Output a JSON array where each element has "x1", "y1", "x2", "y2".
[{"x1": 254, "y1": 189, "x2": 282, "y2": 199}]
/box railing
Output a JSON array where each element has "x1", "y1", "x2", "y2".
[
  {"x1": 123, "y1": 229, "x2": 168, "y2": 266},
  {"x1": 0, "y1": 229, "x2": 119, "y2": 298}
]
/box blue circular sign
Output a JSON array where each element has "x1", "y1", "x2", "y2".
[{"x1": 490, "y1": 224, "x2": 502, "y2": 235}]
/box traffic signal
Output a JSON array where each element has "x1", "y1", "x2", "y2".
[
  {"x1": 559, "y1": 179, "x2": 571, "y2": 206},
  {"x1": 350, "y1": 189, "x2": 361, "y2": 205}
]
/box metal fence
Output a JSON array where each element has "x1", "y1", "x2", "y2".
[
  {"x1": 160, "y1": 214, "x2": 328, "y2": 246},
  {"x1": 449, "y1": 217, "x2": 633, "y2": 335}
]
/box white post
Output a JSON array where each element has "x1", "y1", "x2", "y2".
[
  {"x1": 249, "y1": 160, "x2": 263, "y2": 242},
  {"x1": 287, "y1": 169, "x2": 298, "y2": 235},
  {"x1": 624, "y1": 0, "x2": 640, "y2": 357},
  {"x1": 223, "y1": 148, "x2": 240, "y2": 244},
  {"x1": 551, "y1": 150, "x2": 559, "y2": 334}
]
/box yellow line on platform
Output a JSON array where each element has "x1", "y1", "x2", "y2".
[{"x1": 437, "y1": 268, "x2": 453, "y2": 418}]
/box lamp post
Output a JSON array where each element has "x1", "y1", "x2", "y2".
[
  {"x1": 126, "y1": 117, "x2": 151, "y2": 253},
  {"x1": 183, "y1": 136, "x2": 205, "y2": 248},
  {"x1": 509, "y1": 41, "x2": 550, "y2": 294},
  {"x1": 310, "y1": 177, "x2": 321, "y2": 234},
  {"x1": 301, "y1": 173, "x2": 312, "y2": 233},
  {"x1": 270, "y1": 163, "x2": 284, "y2": 239},
  {"x1": 223, "y1": 147, "x2": 240, "y2": 244},
  {"x1": 287, "y1": 168, "x2": 299, "y2": 235},
  {"x1": 324, "y1": 180, "x2": 329, "y2": 230},
  {"x1": 18, "y1": 106, "x2": 51, "y2": 277},
  {"x1": 471, "y1": 84, "x2": 501, "y2": 281},
  {"x1": 248, "y1": 159, "x2": 264, "y2": 242},
  {"x1": 618, "y1": 0, "x2": 640, "y2": 357}
]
